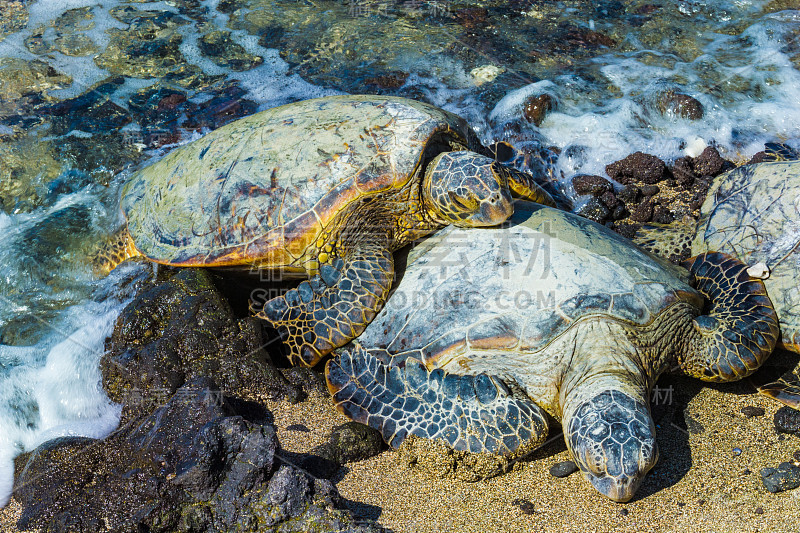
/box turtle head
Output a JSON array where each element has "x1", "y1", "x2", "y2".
[
  {"x1": 564, "y1": 389, "x2": 658, "y2": 502},
  {"x1": 422, "y1": 151, "x2": 513, "y2": 227}
]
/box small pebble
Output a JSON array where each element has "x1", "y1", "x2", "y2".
[
  {"x1": 698, "y1": 499, "x2": 706, "y2": 505},
  {"x1": 793, "y1": 450, "x2": 800, "y2": 462},
  {"x1": 639, "y1": 184, "x2": 660, "y2": 197},
  {"x1": 618, "y1": 508, "x2": 629, "y2": 517},
  {"x1": 740, "y1": 406, "x2": 765, "y2": 418},
  {"x1": 774, "y1": 406, "x2": 800, "y2": 434},
  {"x1": 549, "y1": 460, "x2": 579, "y2": 478},
  {"x1": 511, "y1": 498, "x2": 536, "y2": 515},
  {"x1": 733, "y1": 447, "x2": 742, "y2": 456},
  {"x1": 286, "y1": 424, "x2": 311, "y2": 432},
  {"x1": 743, "y1": 469, "x2": 752, "y2": 475},
  {"x1": 755, "y1": 507, "x2": 764, "y2": 515},
  {"x1": 761, "y1": 462, "x2": 800, "y2": 493}
]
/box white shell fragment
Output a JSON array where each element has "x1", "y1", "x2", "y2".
[{"x1": 747, "y1": 262, "x2": 770, "y2": 279}]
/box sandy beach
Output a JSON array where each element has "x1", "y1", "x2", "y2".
[{"x1": 3, "y1": 361, "x2": 800, "y2": 532}]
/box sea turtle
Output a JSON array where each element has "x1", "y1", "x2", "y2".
[
  {"x1": 325, "y1": 202, "x2": 779, "y2": 502},
  {"x1": 633, "y1": 148, "x2": 800, "y2": 407},
  {"x1": 98, "y1": 95, "x2": 555, "y2": 366}
]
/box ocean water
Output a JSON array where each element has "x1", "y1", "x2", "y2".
[{"x1": 0, "y1": 0, "x2": 799, "y2": 507}]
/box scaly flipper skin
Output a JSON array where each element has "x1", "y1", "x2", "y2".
[
  {"x1": 759, "y1": 368, "x2": 800, "y2": 408},
  {"x1": 565, "y1": 390, "x2": 657, "y2": 503},
  {"x1": 257, "y1": 242, "x2": 394, "y2": 367},
  {"x1": 326, "y1": 344, "x2": 549, "y2": 457},
  {"x1": 681, "y1": 252, "x2": 780, "y2": 381},
  {"x1": 93, "y1": 227, "x2": 142, "y2": 275},
  {"x1": 503, "y1": 166, "x2": 556, "y2": 208},
  {"x1": 633, "y1": 222, "x2": 695, "y2": 261}
]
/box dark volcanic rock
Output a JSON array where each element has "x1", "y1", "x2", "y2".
[
  {"x1": 629, "y1": 199, "x2": 654, "y2": 223},
  {"x1": 572, "y1": 174, "x2": 613, "y2": 196},
  {"x1": 670, "y1": 157, "x2": 697, "y2": 188},
  {"x1": 761, "y1": 462, "x2": 800, "y2": 493},
  {"x1": 314, "y1": 422, "x2": 385, "y2": 465},
  {"x1": 617, "y1": 184, "x2": 642, "y2": 204},
  {"x1": 549, "y1": 461, "x2": 579, "y2": 478},
  {"x1": 14, "y1": 380, "x2": 366, "y2": 532},
  {"x1": 577, "y1": 197, "x2": 611, "y2": 224},
  {"x1": 656, "y1": 91, "x2": 704, "y2": 120},
  {"x1": 741, "y1": 406, "x2": 765, "y2": 418},
  {"x1": 523, "y1": 93, "x2": 555, "y2": 126},
  {"x1": 102, "y1": 268, "x2": 302, "y2": 421},
  {"x1": 300, "y1": 422, "x2": 385, "y2": 479},
  {"x1": 605, "y1": 152, "x2": 667, "y2": 185},
  {"x1": 692, "y1": 146, "x2": 732, "y2": 177},
  {"x1": 651, "y1": 205, "x2": 674, "y2": 224},
  {"x1": 774, "y1": 406, "x2": 800, "y2": 434}
]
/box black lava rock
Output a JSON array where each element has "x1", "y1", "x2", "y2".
[
  {"x1": 652, "y1": 205, "x2": 674, "y2": 224},
  {"x1": 629, "y1": 199, "x2": 654, "y2": 223},
  {"x1": 761, "y1": 462, "x2": 800, "y2": 493},
  {"x1": 549, "y1": 460, "x2": 579, "y2": 478},
  {"x1": 605, "y1": 152, "x2": 667, "y2": 185},
  {"x1": 692, "y1": 146, "x2": 733, "y2": 177},
  {"x1": 14, "y1": 380, "x2": 367, "y2": 532},
  {"x1": 101, "y1": 268, "x2": 303, "y2": 422},
  {"x1": 656, "y1": 91, "x2": 704, "y2": 120},
  {"x1": 572, "y1": 174, "x2": 613, "y2": 196},
  {"x1": 741, "y1": 406, "x2": 765, "y2": 418},
  {"x1": 511, "y1": 498, "x2": 536, "y2": 514},
  {"x1": 577, "y1": 197, "x2": 611, "y2": 224},
  {"x1": 301, "y1": 422, "x2": 386, "y2": 479},
  {"x1": 774, "y1": 406, "x2": 800, "y2": 434},
  {"x1": 523, "y1": 93, "x2": 556, "y2": 126},
  {"x1": 617, "y1": 184, "x2": 642, "y2": 205},
  {"x1": 670, "y1": 157, "x2": 697, "y2": 189}
]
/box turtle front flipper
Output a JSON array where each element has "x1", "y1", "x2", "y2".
[
  {"x1": 256, "y1": 241, "x2": 394, "y2": 367},
  {"x1": 93, "y1": 226, "x2": 142, "y2": 276},
  {"x1": 759, "y1": 367, "x2": 800, "y2": 409},
  {"x1": 680, "y1": 252, "x2": 780, "y2": 381},
  {"x1": 325, "y1": 344, "x2": 549, "y2": 459},
  {"x1": 503, "y1": 166, "x2": 556, "y2": 207}
]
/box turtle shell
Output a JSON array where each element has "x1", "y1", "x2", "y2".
[
  {"x1": 357, "y1": 202, "x2": 703, "y2": 368},
  {"x1": 121, "y1": 95, "x2": 481, "y2": 268},
  {"x1": 690, "y1": 161, "x2": 800, "y2": 351}
]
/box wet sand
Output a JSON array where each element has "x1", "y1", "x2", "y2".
[
  {"x1": 270, "y1": 381, "x2": 800, "y2": 533},
  {"x1": 2, "y1": 373, "x2": 799, "y2": 533}
]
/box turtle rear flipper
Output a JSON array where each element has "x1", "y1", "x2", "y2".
[
  {"x1": 257, "y1": 241, "x2": 394, "y2": 367},
  {"x1": 680, "y1": 252, "x2": 780, "y2": 381},
  {"x1": 759, "y1": 368, "x2": 800, "y2": 409},
  {"x1": 632, "y1": 222, "x2": 695, "y2": 262},
  {"x1": 325, "y1": 344, "x2": 549, "y2": 459}
]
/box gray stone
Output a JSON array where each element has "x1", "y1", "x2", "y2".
[{"x1": 761, "y1": 462, "x2": 800, "y2": 493}]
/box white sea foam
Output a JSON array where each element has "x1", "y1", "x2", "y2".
[{"x1": 489, "y1": 12, "x2": 800, "y2": 181}]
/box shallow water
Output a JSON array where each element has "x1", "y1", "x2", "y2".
[{"x1": 0, "y1": 0, "x2": 798, "y2": 507}]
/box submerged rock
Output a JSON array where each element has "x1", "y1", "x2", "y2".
[{"x1": 656, "y1": 91, "x2": 704, "y2": 120}]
